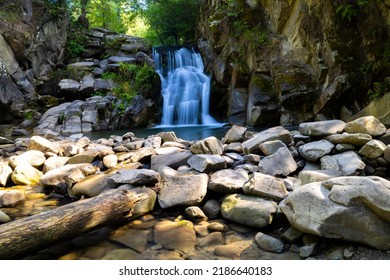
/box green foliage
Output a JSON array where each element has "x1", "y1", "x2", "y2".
[{"x1": 336, "y1": 0, "x2": 384, "y2": 22}]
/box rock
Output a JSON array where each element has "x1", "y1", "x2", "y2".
[
  {"x1": 190, "y1": 136, "x2": 224, "y2": 155},
  {"x1": 198, "y1": 232, "x2": 225, "y2": 248},
  {"x1": 224, "y1": 142, "x2": 243, "y2": 153},
  {"x1": 110, "y1": 228, "x2": 150, "y2": 253},
  {"x1": 188, "y1": 154, "x2": 226, "y2": 173},
  {"x1": 299, "y1": 244, "x2": 317, "y2": 258},
  {"x1": 184, "y1": 206, "x2": 208, "y2": 221},
  {"x1": 28, "y1": 135, "x2": 61, "y2": 154},
  {"x1": 76, "y1": 136, "x2": 91, "y2": 148},
  {"x1": 208, "y1": 169, "x2": 249, "y2": 193},
  {"x1": 64, "y1": 145, "x2": 83, "y2": 157},
  {"x1": 0, "y1": 163, "x2": 13, "y2": 187},
  {"x1": 154, "y1": 220, "x2": 197, "y2": 253},
  {"x1": 298, "y1": 140, "x2": 334, "y2": 162},
  {"x1": 108, "y1": 169, "x2": 160, "y2": 186},
  {"x1": 151, "y1": 151, "x2": 193, "y2": 171},
  {"x1": 298, "y1": 120, "x2": 346, "y2": 136},
  {"x1": 0, "y1": 210, "x2": 11, "y2": 224},
  {"x1": 242, "y1": 126, "x2": 292, "y2": 154},
  {"x1": 255, "y1": 232, "x2": 285, "y2": 253},
  {"x1": 67, "y1": 150, "x2": 100, "y2": 164},
  {"x1": 385, "y1": 145, "x2": 390, "y2": 163},
  {"x1": 223, "y1": 125, "x2": 247, "y2": 144},
  {"x1": 335, "y1": 143, "x2": 355, "y2": 153},
  {"x1": 101, "y1": 249, "x2": 142, "y2": 260},
  {"x1": 325, "y1": 133, "x2": 372, "y2": 147},
  {"x1": 43, "y1": 156, "x2": 70, "y2": 173},
  {"x1": 320, "y1": 151, "x2": 365, "y2": 175},
  {"x1": 298, "y1": 170, "x2": 341, "y2": 185},
  {"x1": 9, "y1": 150, "x2": 46, "y2": 168},
  {"x1": 345, "y1": 116, "x2": 387, "y2": 137},
  {"x1": 121, "y1": 186, "x2": 156, "y2": 218},
  {"x1": 0, "y1": 137, "x2": 13, "y2": 145},
  {"x1": 0, "y1": 189, "x2": 26, "y2": 207},
  {"x1": 102, "y1": 154, "x2": 118, "y2": 169},
  {"x1": 280, "y1": 176, "x2": 390, "y2": 250},
  {"x1": 208, "y1": 221, "x2": 230, "y2": 232},
  {"x1": 243, "y1": 172, "x2": 288, "y2": 201},
  {"x1": 130, "y1": 147, "x2": 156, "y2": 163},
  {"x1": 221, "y1": 194, "x2": 278, "y2": 228},
  {"x1": 358, "y1": 140, "x2": 386, "y2": 159},
  {"x1": 157, "y1": 131, "x2": 180, "y2": 143},
  {"x1": 158, "y1": 167, "x2": 208, "y2": 208},
  {"x1": 40, "y1": 164, "x2": 98, "y2": 188},
  {"x1": 259, "y1": 140, "x2": 288, "y2": 156},
  {"x1": 258, "y1": 147, "x2": 298, "y2": 177},
  {"x1": 70, "y1": 173, "x2": 116, "y2": 197},
  {"x1": 59, "y1": 79, "x2": 80, "y2": 92},
  {"x1": 11, "y1": 164, "x2": 42, "y2": 185},
  {"x1": 214, "y1": 241, "x2": 251, "y2": 259},
  {"x1": 144, "y1": 137, "x2": 162, "y2": 149},
  {"x1": 281, "y1": 227, "x2": 304, "y2": 243},
  {"x1": 202, "y1": 199, "x2": 221, "y2": 219}
]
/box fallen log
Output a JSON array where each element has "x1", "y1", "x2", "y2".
[{"x1": 0, "y1": 188, "x2": 145, "y2": 259}]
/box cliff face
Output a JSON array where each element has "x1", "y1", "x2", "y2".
[
  {"x1": 0, "y1": 1, "x2": 68, "y2": 124},
  {"x1": 197, "y1": 0, "x2": 390, "y2": 126}
]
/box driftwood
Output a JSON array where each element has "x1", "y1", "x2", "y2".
[{"x1": 0, "y1": 188, "x2": 144, "y2": 259}]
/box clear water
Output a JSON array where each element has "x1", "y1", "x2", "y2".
[{"x1": 153, "y1": 47, "x2": 219, "y2": 126}]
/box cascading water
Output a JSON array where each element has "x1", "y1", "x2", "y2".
[{"x1": 153, "y1": 47, "x2": 218, "y2": 126}]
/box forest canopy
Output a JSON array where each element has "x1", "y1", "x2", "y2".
[{"x1": 47, "y1": 0, "x2": 201, "y2": 46}]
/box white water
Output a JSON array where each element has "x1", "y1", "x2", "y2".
[{"x1": 153, "y1": 47, "x2": 219, "y2": 127}]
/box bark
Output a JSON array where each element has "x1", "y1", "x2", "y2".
[{"x1": 0, "y1": 188, "x2": 144, "y2": 259}]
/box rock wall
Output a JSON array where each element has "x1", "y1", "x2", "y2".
[
  {"x1": 0, "y1": 1, "x2": 68, "y2": 124},
  {"x1": 197, "y1": 0, "x2": 390, "y2": 126}
]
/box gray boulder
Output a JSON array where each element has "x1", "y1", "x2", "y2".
[
  {"x1": 298, "y1": 140, "x2": 334, "y2": 162},
  {"x1": 11, "y1": 164, "x2": 42, "y2": 185},
  {"x1": 255, "y1": 232, "x2": 285, "y2": 253},
  {"x1": 258, "y1": 147, "x2": 298, "y2": 177},
  {"x1": 28, "y1": 135, "x2": 61, "y2": 154},
  {"x1": 242, "y1": 126, "x2": 292, "y2": 154},
  {"x1": 151, "y1": 151, "x2": 193, "y2": 171},
  {"x1": 259, "y1": 140, "x2": 287, "y2": 156},
  {"x1": 223, "y1": 125, "x2": 247, "y2": 144},
  {"x1": 325, "y1": 133, "x2": 372, "y2": 147},
  {"x1": 345, "y1": 116, "x2": 387, "y2": 137},
  {"x1": 298, "y1": 120, "x2": 346, "y2": 136},
  {"x1": 358, "y1": 140, "x2": 386, "y2": 159},
  {"x1": 243, "y1": 172, "x2": 288, "y2": 201},
  {"x1": 208, "y1": 169, "x2": 249, "y2": 193},
  {"x1": 107, "y1": 169, "x2": 160, "y2": 186},
  {"x1": 298, "y1": 170, "x2": 341, "y2": 185},
  {"x1": 190, "y1": 136, "x2": 224, "y2": 155},
  {"x1": 320, "y1": 151, "x2": 365, "y2": 176},
  {"x1": 188, "y1": 154, "x2": 226, "y2": 173}
]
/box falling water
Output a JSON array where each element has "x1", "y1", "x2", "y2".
[{"x1": 153, "y1": 47, "x2": 218, "y2": 126}]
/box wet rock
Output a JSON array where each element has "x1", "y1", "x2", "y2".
[
  {"x1": 223, "y1": 125, "x2": 247, "y2": 144},
  {"x1": 188, "y1": 154, "x2": 226, "y2": 173},
  {"x1": 242, "y1": 126, "x2": 292, "y2": 154},
  {"x1": 221, "y1": 194, "x2": 278, "y2": 228},
  {"x1": 9, "y1": 150, "x2": 46, "y2": 168},
  {"x1": 0, "y1": 189, "x2": 26, "y2": 207},
  {"x1": 28, "y1": 135, "x2": 61, "y2": 154},
  {"x1": 208, "y1": 169, "x2": 249, "y2": 193},
  {"x1": 258, "y1": 147, "x2": 298, "y2": 177},
  {"x1": 358, "y1": 140, "x2": 386, "y2": 159},
  {"x1": 154, "y1": 220, "x2": 196, "y2": 253},
  {"x1": 280, "y1": 176, "x2": 390, "y2": 250},
  {"x1": 255, "y1": 232, "x2": 285, "y2": 253},
  {"x1": 320, "y1": 151, "x2": 365, "y2": 175},
  {"x1": 298, "y1": 170, "x2": 341, "y2": 185},
  {"x1": 158, "y1": 167, "x2": 208, "y2": 208},
  {"x1": 190, "y1": 136, "x2": 224, "y2": 155},
  {"x1": 345, "y1": 116, "x2": 386, "y2": 137},
  {"x1": 151, "y1": 151, "x2": 193, "y2": 171},
  {"x1": 243, "y1": 172, "x2": 288, "y2": 201},
  {"x1": 298, "y1": 120, "x2": 346, "y2": 137},
  {"x1": 298, "y1": 140, "x2": 334, "y2": 162},
  {"x1": 11, "y1": 164, "x2": 42, "y2": 185},
  {"x1": 110, "y1": 228, "x2": 151, "y2": 253}
]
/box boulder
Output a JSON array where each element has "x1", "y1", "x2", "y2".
[
  {"x1": 119, "y1": 185, "x2": 157, "y2": 218},
  {"x1": 202, "y1": 199, "x2": 221, "y2": 219},
  {"x1": 154, "y1": 220, "x2": 197, "y2": 253},
  {"x1": 298, "y1": 120, "x2": 346, "y2": 136},
  {"x1": 242, "y1": 126, "x2": 292, "y2": 154},
  {"x1": 58, "y1": 79, "x2": 80, "y2": 92},
  {"x1": 184, "y1": 206, "x2": 208, "y2": 222},
  {"x1": 259, "y1": 140, "x2": 287, "y2": 156},
  {"x1": 325, "y1": 133, "x2": 372, "y2": 147},
  {"x1": 255, "y1": 232, "x2": 285, "y2": 253},
  {"x1": 190, "y1": 136, "x2": 224, "y2": 155},
  {"x1": 298, "y1": 170, "x2": 341, "y2": 185},
  {"x1": 298, "y1": 140, "x2": 334, "y2": 162},
  {"x1": 11, "y1": 164, "x2": 42, "y2": 185},
  {"x1": 69, "y1": 173, "x2": 116, "y2": 197},
  {"x1": 158, "y1": 167, "x2": 208, "y2": 208},
  {"x1": 223, "y1": 125, "x2": 247, "y2": 144},
  {"x1": 0, "y1": 210, "x2": 11, "y2": 224},
  {"x1": 28, "y1": 135, "x2": 61, "y2": 154},
  {"x1": 208, "y1": 169, "x2": 249, "y2": 193},
  {"x1": 280, "y1": 176, "x2": 390, "y2": 250},
  {"x1": 150, "y1": 151, "x2": 193, "y2": 171},
  {"x1": 358, "y1": 140, "x2": 386, "y2": 159},
  {"x1": 0, "y1": 163, "x2": 13, "y2": 187},
  {"x1": 130, "y1": 147, "x2": 156, "y2": 163},
  {"x1": 345, "y1": 116, "x2": 387, "y2": 137},
  {"x1": 107, "y1": 169, "x2": 160, "y2": 186},
  {"x1": 221, "y1": 193, "x2": 278, "y2": 228},
  {"x1": 187, "y1": 154, "x2": 226, "y2": 173},
  {"x1": 384, "y1": 145, "x2": 390, "y2": 163},
  {"x1": 67, "y1": 150, "x2": 100, "y2": 164},
  {"x1": 243, "y1": 172, "x2": 288, "y2": 201},
  {"x1": 103, "y1": 154, "x2": 118, "y2": 169},
  {"x1": 9, "y1": 150, "x2": 46, "y2": 168},
  {"x1": 43, "y1": 157, "x2": 70, "y2": 173},
  {"x1": 320, "y1": 151, "x2": 365, "y2": 176},
  {"x1": 0, "y1": 189, "x2": 26, "y2": 207},
  {"x1": 258, "y1": 147, "x2": 298, "y2": 177}
]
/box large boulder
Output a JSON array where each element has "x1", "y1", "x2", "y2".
[
  {"x1": 150, "y1": 151, "x2": 193, "y2": 171},
  {"x1": 298, "y1": 120, "x2": 346, "y2": 137},
  {"x1": 187, "y1": 154, "x2": 226, "y2": 173},
  {"x1": 320, "y1": 151, "x2": 365, "y2": 176},
  {"x1": 0, "y1": 189, "x2": 26, "y2": 207},
  {"x1": 325, "y1": 133, "x2": 372, "y2": 147},
  {"x1": 107, "y1": 169, "x2": 160, "y2": 186},
  {"x1": 298, "y1": 140, "x2": 334, "y2": 162},
  {"x1": 280, "y1": 176, "x2": 390, "y2": 250},
  {"x1": 242, "y1": 126, "x2": 292, "y2": 154},
  {"x1": 0, "y1": 163, "x2": 13, "y2": 187},
  {"x1": 344, "y1": 116, "x2": 387, "y2": 137},
  {"x1": 28, "y1": 135, "x2": 61, "y2": 154},
  {"x1": 158, "y1": 166, "x2": 208, "y2": 208},
  {"x1": 243, "y1": 172, "x2": 288, "y2": 201},
  {"x1": 9, "y1": 150, "x2": 46, "y2": 168},
  {"x1": 208, "y1": 169, "x2": 249, "y2": 193},
  {"x1": 221, "y1": 193, "x2": 278, "y2": 228},
  {"x1": 358, "y1": 140, "x2": 386, "y2": 159},
  {"x1": 223, "y1": 125, "x2": 247, "y2": 144},
  {"x1": 11, "y1": 164, "x2": 42, "y2": 186},
  {"x1": 258, "y1": 147, "x2": 298, "y2": 177},
  {"x1": 190, "y1": 136, "x2": 224, "y2": 155}
]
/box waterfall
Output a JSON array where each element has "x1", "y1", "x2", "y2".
[{"x1": 153, "y1": 47, "x2": 218, "y2": 126}]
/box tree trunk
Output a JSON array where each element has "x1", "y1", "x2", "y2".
[{"x1": 0, "y1": 188, "x2": 144, "y2": 259}]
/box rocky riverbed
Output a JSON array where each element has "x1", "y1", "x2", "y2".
[{"x1": 0, "y1": 116, "x2": 390, "y2": 260}]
